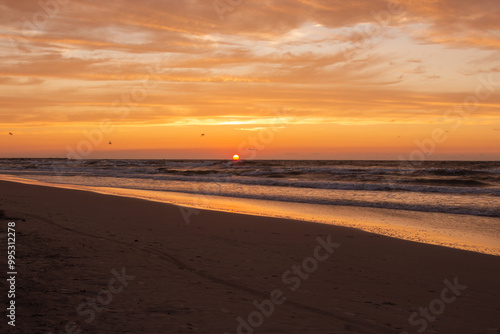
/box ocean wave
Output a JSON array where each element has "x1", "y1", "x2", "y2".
[
  {"x1": 157, "y1": 168, "x2": 224, "y2": 176},
  {"x1": 2, "y1": 159, "x2": 500, "y2": 197},
  {"x1": 421, "y1": 168, "x2": 487, "y2": 177},
  {"x1": 404, "y1": 178, "x2": 491, "y2": 187},
  {"x1": 143, "y1": 174, "x2": 500, "y2": 196},
  {"x1": 3, "y1": 172, "x2": 500, "y2": 218}
]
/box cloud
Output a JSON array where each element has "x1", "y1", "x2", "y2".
[
  {"x1": 236, "y1": 126, "x2": 286, "y2": 131},
  {"x1": 404, "y1": 0, "x2": 500, "y2": 49},
  {"x1": 0, "y1": 77, "x2": 44, "y2": 85},
  {"x1": 1, "y1": 0, "x2": 499, "y2": 131}
]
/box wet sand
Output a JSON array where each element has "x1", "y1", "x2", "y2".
[{"x1": 0, "y1": 180, "x2": 499, "y2": 333}]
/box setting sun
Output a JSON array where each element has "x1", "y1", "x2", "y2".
[{"x1": 232, "y1": 154, "x2": 240, "y2": 161}]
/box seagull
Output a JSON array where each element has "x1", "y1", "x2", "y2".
[
  {"x1": 109, "y1": 141, "x2": 112, "y2": 145},
  {"x1": 9, "y1": 132, "x2": 13, "y2": 135},
  {"x1": 201, "y1": 134, "x2": 205, "y2": 137}
]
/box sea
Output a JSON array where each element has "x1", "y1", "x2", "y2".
[
  {"x1": 1, "y1": 159, "x2": 499, "y2": 254},
  {"x1": 1, "y1": 159, "x2": 499, "y2": 217}
]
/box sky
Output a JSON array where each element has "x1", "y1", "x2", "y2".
[{"x1": 0, "y1": 0, "x2": 499, "y2": 160}]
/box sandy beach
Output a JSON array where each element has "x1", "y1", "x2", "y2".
[{"x1": 1, "y1": 179, "x2": 499, "y2": 333}]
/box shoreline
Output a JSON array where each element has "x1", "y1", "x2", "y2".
[
  {"x1": 0, "y1": 179, "x2": 499, "y2": 333},
  {"x1": 1, "y1": 174, "x2": 499, "y2": 256}
]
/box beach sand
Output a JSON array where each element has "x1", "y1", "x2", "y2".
[{"x1": 0, "y1": 180, "x2": 499, "y2": 333}]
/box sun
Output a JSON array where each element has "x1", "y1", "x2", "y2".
[{"x1": 232, "y1": 154, "x2": 240, "y2": 161}]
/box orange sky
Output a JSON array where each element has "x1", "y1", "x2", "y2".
[{"x1": 1, "y1": 0, "x2": 499, "y2": 160}]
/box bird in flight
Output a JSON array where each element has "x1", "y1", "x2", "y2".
[
  {"x1": 201, "y1": 134, "x2": 205, "y2": 137},
  {"x1": 109, "y1": 141, "x2": 112, "y2": 145},
  {"x1": 9, "y1": 132, "x2": 13, "y2": 135}
]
